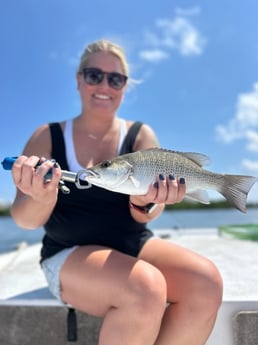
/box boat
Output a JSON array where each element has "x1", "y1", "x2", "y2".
[
  {"x1": 1, "y1": 228, "x2": 258, "y2": 344},
  {"x1": 219, "y1": 223, "x2": 258, "y2": 241}
]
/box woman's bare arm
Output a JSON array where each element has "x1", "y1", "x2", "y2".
[{"x1": 10, "y1": 125, "x2": 62, "y2": 229}]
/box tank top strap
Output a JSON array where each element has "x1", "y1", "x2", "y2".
[
  {"x1": 49, "y1": 122, "x2": 69, "y2": 170},
  {"x1": 119, "y1": 121, "x2": 143, "y2": 155}
]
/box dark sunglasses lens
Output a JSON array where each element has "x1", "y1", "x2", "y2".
[
  {"x1": 83, "y1": 69, "x2": 103, "y2": 85},
  {"x1": 108, "y1": 73, "x2": 127, "y2": 89},
  {"x1": 82, "y1": 68, "x2": 127, "y2": 89}
]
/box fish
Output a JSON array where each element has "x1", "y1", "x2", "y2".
[{"x1": 85, "y1": 148, "x2": 258, "y2": 213}]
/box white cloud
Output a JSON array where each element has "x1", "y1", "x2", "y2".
[
  {"x1": 246, "y1": 130, "x2": 258, "y2": 151},
  {"x1": 138, "y1": 49, "x2": 169, "y2": 63},
  {"x1": 139, "y1": 10, "x2": 206, "y2": 63},
  {"x1": 157, "y1": 17, "x2": 206, "y2": 56},
  {"x1": 237, "y1": 85, "x2": 258, "y2": 126},
  {"x1": 215, "y1": 82, "x2": 258, "y2": 151},
  {"x1": 242, "y1": 159, "x2": 258, "y2": 172}
]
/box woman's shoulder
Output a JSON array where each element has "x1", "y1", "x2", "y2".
[
  {"x1": 33, "y1": 120, "x2": 67, "y2": 137},
  {"x1": 22, "y1": 121, "x2": 65, "y2": 157},
  {"x1": 124, "y1": 120, "x2": 159, "y2": 151},
  {"x1": 125, "y1": 120, "x2": 153, "y2": 132}
]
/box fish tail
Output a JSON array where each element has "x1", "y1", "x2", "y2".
[{"x1": 220, "y1": 175, "x2": 258, "y2": 213}]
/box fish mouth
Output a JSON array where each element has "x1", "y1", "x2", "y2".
[
  {"x1": 84, "y1": 169, "x2": 100, "y2": 179},
  {"x1": 76, "y1": 169, "x2": 100, "y2": 183}
]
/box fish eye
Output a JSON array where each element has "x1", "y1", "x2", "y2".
[{"x1": 100, "y1": 160, "x2": 112, "y2": 168}]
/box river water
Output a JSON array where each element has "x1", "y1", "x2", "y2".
[{"x1": 1, "y1": 207, "x2": 258, "y2": 254}]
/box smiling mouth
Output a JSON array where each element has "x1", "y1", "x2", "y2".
[{"x1": 94, "y1": 94, "x2": 111, "y2": 100}]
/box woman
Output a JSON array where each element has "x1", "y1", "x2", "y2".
[{"x1": 10, "y1": 39, "x2": 222, "y2": 345}]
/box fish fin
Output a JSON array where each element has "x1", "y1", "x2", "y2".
[
  {"x1": 129, "y1": 175, "x2": 140, "y2": 188},
  {"x1": 142, "y1": 148, "x2": 210, "y2": 167},
  {"x1": 185, "y1": 190, "x2": 211, "y2": 204},
  {"x1": 180, "y1": 152, "x2": 210, "y2": 167},
  {"x1": 219, "y1": 175, "x2": 258, "y2": 213}
]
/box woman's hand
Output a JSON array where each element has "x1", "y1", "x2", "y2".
[
  {"x1": 130, "y1": 174, "x2": 186, "y2": 207},
  {"x1": 129, "y1": 175, "x2": 186, "y2": 223},
  {"x1": 12, "y1": 155, "x2": 62, "y2": 204}
]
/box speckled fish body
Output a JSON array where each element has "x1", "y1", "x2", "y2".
[{"x1": 85, "y1": 148, "x2": 258, "y2": 213}]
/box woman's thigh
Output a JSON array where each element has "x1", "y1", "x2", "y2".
[
  {"x1": 59, "y1": 245, "x2": 160, "y2": 316},
  {"x1": 138, "y1": 238, "x2": 222, "y2": 302}
]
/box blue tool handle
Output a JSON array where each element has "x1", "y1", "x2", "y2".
[
  {"x1": 1, "y1": 157, "x2": 18, "y2": 170},
  {"x1": 1, "y1": 156, "x2": 53, "y2": 180}
]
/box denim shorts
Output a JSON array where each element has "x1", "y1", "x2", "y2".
[{"x1": 41, "y1": 246, "x2": 78, "y2": 302}]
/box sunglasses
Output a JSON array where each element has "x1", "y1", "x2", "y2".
[{"x1": 81, "y1": 67, "x2": 128, "y2": 90}]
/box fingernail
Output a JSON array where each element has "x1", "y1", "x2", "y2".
[
  {"x1": 54, "y1": 162, "x2": 59, "y2": 168},
  {"x1": 169, "y1": 174, "x2": 175, "y2": 180},
  {"x1": 159, "y1": 174, "x2": 165, "y2": 181},
  {"x1": 35, "y1": 160, "x2": 41, "y2": 168},
  {"x1": 153, "y1": 181, "x2": 159, "y2": 188},
  {"x1": 179, "y1": 177, "x2": 185, "y2": 184}
]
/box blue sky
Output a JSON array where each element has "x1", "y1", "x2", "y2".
[{"x1": 1, "y1": 0, "x2": 258, "y2": 204}]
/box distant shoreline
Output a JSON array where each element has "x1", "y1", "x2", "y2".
[
  {"x1": 0, "y1": 208, "x2": 10, "y2": 217},
  {"x1": 1, "y1": 200, "x2": 258, "y2": 217},
  {"x1": 165, "y1": 200, "x2": 258, "y2": 211}
]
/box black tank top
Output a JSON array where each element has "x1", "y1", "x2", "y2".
[{"x1": 41, "y1": 121, "x2": 153, "y2": 262}]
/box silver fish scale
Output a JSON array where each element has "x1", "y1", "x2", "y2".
[
  {"x1": 126, "y1": 149, "x2": 216, "y2": 190},
  {"x1": 86, "y1": 148, "x2": 257, "y2": 212}
]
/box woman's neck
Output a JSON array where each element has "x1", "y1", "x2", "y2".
[{"x1": 73, "y1": 113, "x2": 120, "y2": 140}]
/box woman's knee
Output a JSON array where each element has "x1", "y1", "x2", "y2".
[
  {"x1": 191, "y1": 259, "x2": 223, "y2": 313},
  {"x1": 126, "y1": 260, "x2": 167, "y2": 316},
  {"x1": 206, "y1": 260, "x2": 223, "y2": 308}
]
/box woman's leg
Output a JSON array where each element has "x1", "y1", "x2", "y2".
[
  {"x1": 60, "y1": 245, "x2": 167, "y2": 345},
  {"x1": 138, "y1": 238, "x2": 223, "y2": 345}
]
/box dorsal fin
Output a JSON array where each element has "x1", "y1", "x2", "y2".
[
  {"x1": 179, "y1": 152, "x2": 210, "y2": 167},
  {"x1": 140, "y1": 148, "x2": 210, "y2": 167}
]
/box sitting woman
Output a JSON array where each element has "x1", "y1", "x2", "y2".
[{"x1": 10, "y1": 39, "x2": 223, "y2": 345}]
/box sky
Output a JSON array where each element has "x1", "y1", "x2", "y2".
[{"x1": 1, "y1": 0, "x2": 258, "y2": 205}]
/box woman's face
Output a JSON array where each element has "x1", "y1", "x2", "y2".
[{"x1": 77, "y1": 51, "x2": 127, "y2": 116}]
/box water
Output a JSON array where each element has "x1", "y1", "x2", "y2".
[
  {"x1": 1, "y1": 208, "x2": 258, "y2": 254},
  {"x1": 0, "y1": 217, "x2": 45, "y2": 254},
  {"x1": 149, "y1": 207, "x2": 258, "y2": 229}
]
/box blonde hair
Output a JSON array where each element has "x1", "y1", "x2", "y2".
[{"x1": 77, "y1": 39, "x2": 129, "y2": 76}]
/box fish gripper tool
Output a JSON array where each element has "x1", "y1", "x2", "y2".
[{"x1": 1, "y1": 156, "x2": 92, "y2": 194}]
